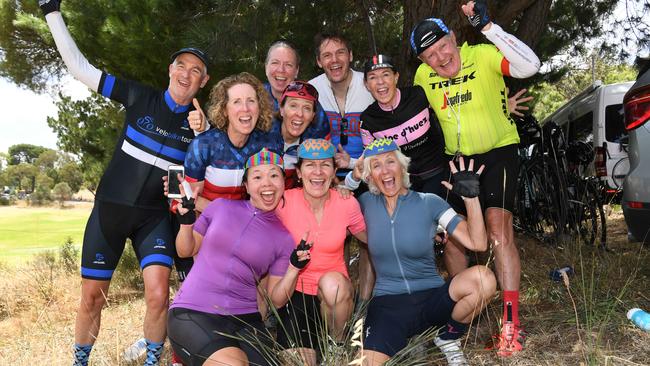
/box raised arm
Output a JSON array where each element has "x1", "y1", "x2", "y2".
[
  {"x1": 462, "y1": 0, "x2": 541, "y2": 78},
  {"x1": 174, "y1": 181, "x2": 203, "y2": 257},
  {"x1": 267, "y1": 237, "x2": 312, "y2": 308},
  {"x1": 41, "y1": 1, "x2": 102, "y2": 91},
  {"x1": 441, "y1": 157, "x2": 487, "y2": 251}
]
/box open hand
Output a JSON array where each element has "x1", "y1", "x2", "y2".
[{"x1": 442, "y1": 157, "x2": 484, "y2": 198}]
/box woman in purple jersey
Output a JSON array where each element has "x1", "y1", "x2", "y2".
[{"x1": 167, "y1": 149, "x2": 310, "y2": 366}]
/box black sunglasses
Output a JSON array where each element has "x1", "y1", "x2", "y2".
[{"x1": 340, "y1": 118, "x2": 348, "y2": 146}]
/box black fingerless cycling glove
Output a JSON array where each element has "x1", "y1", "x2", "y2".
[
  {"x1": 176, "y1": 197, "x2": 196, "y2": 225},
  {"x1": 451, "y1": 170, "x2": 481, "y2": 198},
  {"x1": 290, "y1": 239, "x2": 312, "y2": 269},
  {"x1": 467, "y1": 0, "x2": 491, "y2": 30}
]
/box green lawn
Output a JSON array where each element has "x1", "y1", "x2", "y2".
[{"x1": 0, "y1": 204, "x2": 91, "y2": 265}]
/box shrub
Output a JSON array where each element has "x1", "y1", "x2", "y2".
[{"x1": 59, "y1": 237, "x2": 80, "y2": 274}]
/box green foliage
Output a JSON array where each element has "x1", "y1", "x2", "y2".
[
  {"x1": 52, "y1": 182, "x2": 72, "y2": 207},
  {"x1": 57, "y1": 162, "x2": 83, "y2": 193},
  {"x1": 7, "y1": 143, "x2": 48, "y2": 165},
  {"x1": 34, "y1": 149, "x2": 58, "y2": 181},
  {"x1": 3, "y1": 163, "x2": 38, "y2": 192},
  {"x1": 30, "y1": 183, "x2": 51, "y2": 205},
  {"x1": 531, "y1": 55, "x2": 637, "y2": 121},
  {"x1": 47, "y1": 93, "x2": 122, "y2": 191},
  {"x1": 36, "y1": 173, "x2": 53, "y2": 190},
  {"x1": 59, "y1": 236, "x2": 80, "y2": 274}
]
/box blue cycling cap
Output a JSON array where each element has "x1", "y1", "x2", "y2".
[
  {"x1": 364, "y1": 138, "x2": 399, "y2": 157},
  {"x1": 298, "y1": 139, "x2": 336, "y2": 160}
]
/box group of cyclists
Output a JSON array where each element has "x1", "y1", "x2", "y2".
[{"x1": 39, "y1": 0, "x2": 541, "y2": 365}]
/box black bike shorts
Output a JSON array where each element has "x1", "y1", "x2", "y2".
[
  {"x1": 276, "y1": 291, "x2": 323, "y2": 352},
  {"x1": 80, "y1": 200, "x2": 174, "y2": 280},
  {"x1": 168, "y1": 307, "x2": 272, "y2": 366},
  {"x1": 363, "y1": 282, "x2": 455, "y2": 357},
  {"x1": 446, "y1": 144, "x2": 519, "y2": 214}
]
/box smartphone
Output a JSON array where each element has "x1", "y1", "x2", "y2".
[{"x1": 167, "y1": 165, "x2": 185, "y2": 199}]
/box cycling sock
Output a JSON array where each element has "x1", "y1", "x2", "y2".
[
  {"x1": 439, "y1": 318, "x2": 468, "y2": 340},
  {"x1": 144, "y1": 339, "x2": 164, "y2": 366},
  {"x1": 503, "y1": 290, "x2": 520, "y2": 327},
  {"x1": 73, "y1": 344, "x2": 92, "y2": 366}
]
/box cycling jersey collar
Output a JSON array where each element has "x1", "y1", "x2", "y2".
[
  {"x1": 164, "y1": 90, "x2": 191, "y2": 114},
  {"x1": 378, "y1": 88, "x2": 401, "y2": 112}
]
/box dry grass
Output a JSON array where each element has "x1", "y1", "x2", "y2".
[{"x1": 0, "y1": 209, "x2": 648, "y2": 365}]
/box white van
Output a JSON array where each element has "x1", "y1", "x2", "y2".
[{"x1": 542, "y1": 80, "x2": 634, "y2": 191}]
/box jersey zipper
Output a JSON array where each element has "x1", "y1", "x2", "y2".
[{"x1": 388, "y1": 198, "x2": 411, "y2": 294}]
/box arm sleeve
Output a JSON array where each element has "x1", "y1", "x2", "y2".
[
  {"x1": 45, "y1": 12, "x2": 102, "y2": 92},
  {"x1": 482, "y1": 23, "x2": 540, "y2": 78},
  {"x1": 428, "y1": 194, "x2": 462, "y2": 235}
]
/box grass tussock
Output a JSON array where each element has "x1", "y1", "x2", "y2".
[{"x1": 0, "y1": 210, "x2": 649, "y2": 365}]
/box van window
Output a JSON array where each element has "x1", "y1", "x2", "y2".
[
  {"x1": 605, "y1": 104, "x2": 627, "y2": 142},
  {"x1": 567, "y1": 112, "x2": 593, "y2": 143}
]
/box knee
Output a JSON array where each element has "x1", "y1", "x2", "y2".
[
  {"x1": 318, "y1": 272, "x2": 353, "y2": 307},
  {"x1": 145, "y1": 284, "x2": 169, "y2": 311},
  {"x1": 487, "y1": 227, "x2": 514, "y2": 249},
  {"x1": 80, "y1": 287, "x2": 107, "y2": 313},
  {"x1": 471, "y1": 265, "x2": 497, "y2": 298}
]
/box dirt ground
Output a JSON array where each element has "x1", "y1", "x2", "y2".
[{"x1": 0, "y1": 208, "x2": 648, "y2": 365}]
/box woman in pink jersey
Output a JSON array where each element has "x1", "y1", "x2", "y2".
[
  {"x1": 275, "y1": 138, "x2": 367, "y2": 365},
  {"x1": 168, "y1": 149, "x2": 310, "y2": 366}
]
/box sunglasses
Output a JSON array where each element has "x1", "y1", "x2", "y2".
[
  {"x1": 285, "y1": 81, "x2": 319, "y2": 100},
  {"x1": 340, "y1": 118, "x2": 348, "y2": 146}
]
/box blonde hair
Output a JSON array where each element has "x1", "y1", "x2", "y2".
[
  {"x1": 206, "y1": 72, "x2": 273, "y2": 132},
  {"x1": 361, "y1": 150, "x2": 412, "y2": 195}
]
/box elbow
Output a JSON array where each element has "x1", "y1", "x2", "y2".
[{"x1": 511, "y1": 59, "x2": 541, "y2": 79}]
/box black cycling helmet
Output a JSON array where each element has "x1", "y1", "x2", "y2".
[
  {"x1": 410, "y1": 18, "x2": 450, "y2": 56},
  {"x1": 170, "y1": 47, "x2": 209, "y2": 72},
  {"x1": 363, "y1": 54, "x2": 397, "y2": 76}
]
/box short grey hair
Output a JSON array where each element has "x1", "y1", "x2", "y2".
[{"x1": 361, "y1": 150, "x2": 411, "y2": 195}]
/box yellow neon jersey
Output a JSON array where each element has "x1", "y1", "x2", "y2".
[{"x1": 414, "y1": 42, "x2": 519, "y2": 155}]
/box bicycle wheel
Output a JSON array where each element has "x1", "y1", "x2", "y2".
[
  {"x1": 565, "y1": 176, "x2": 606, "y2": 248},
  {"x1": 519, "y1": 157, "x2": 564, "y2": 242}
]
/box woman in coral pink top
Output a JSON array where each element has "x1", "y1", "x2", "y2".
[{"x1": 275, "y1": 138, "x2": 367, "y2": 365}]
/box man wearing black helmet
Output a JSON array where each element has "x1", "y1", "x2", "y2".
[
  {"x1": 39, "y1": 1, "x2": 210, "y2": 365},
  {"x1": 411, "y1": 0, "x2": 540, "y2": 357}
]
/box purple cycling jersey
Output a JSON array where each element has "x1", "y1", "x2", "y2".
[{"x1": 170, "y1": 199, "x2": 294, "y2": 315}]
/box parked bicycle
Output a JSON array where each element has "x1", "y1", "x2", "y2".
[{"x1": 514, "y1": 115, "x2": 607, "y2": 249}]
